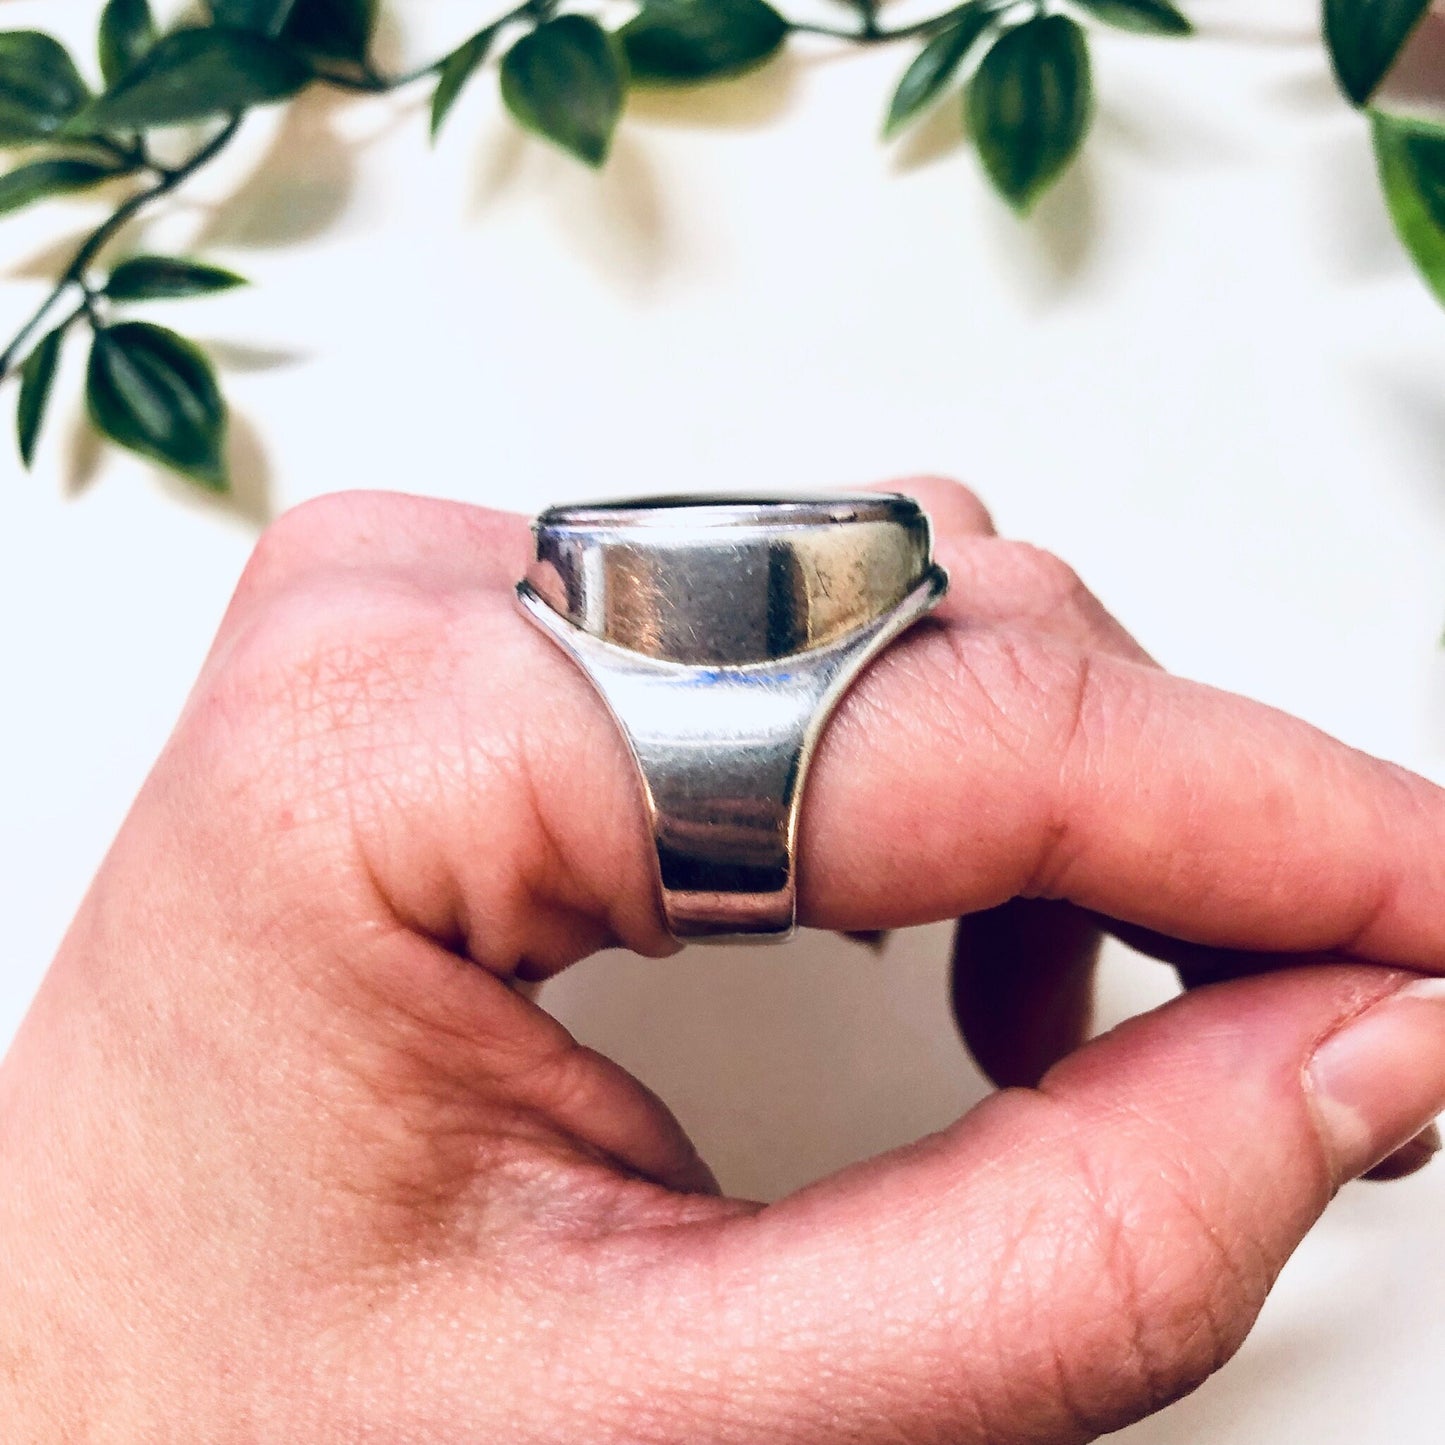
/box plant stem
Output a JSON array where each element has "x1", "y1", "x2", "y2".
[
  {"x1": 78, "y1": 132, "x2": 153, "y2": 170},
  {"x1": 0, "y1": 116, "x2": 242, "y2": 382},
  {"x1": 0, "y1": 0, "x2": 990, "y2": 385},
  {"x1": 1, "y1": 1, "x2": 550, "y2": 383},
  {"x1": 311, "y1": 58, "x2": 440, "y2": 92},
  {"x1": 793, "y1": 2, "x2": 984, "y2": 43},
  {"x1": 312, "y1": 0, "x2": 542, "y2": 93},
  {"x1": 853, "y1": 0, "x2": 882, "y2": 39}
]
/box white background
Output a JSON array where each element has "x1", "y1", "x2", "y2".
[{"x1": 4, "y1": 0, "x2": 1445, "y2": 1438}]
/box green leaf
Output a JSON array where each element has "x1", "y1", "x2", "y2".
[
  {"x1": 106, "y1": 256, "x2": 250, "y2": 301},
  {"x1": 86, "y1": 322, "x2": 228, "y2": 489},
  {"x1": 209, "y1": 0, "x2": 299, "y2": 34},
  {"x1": 620, "y1": 0, "x2": 789, "y2": 85},
  {"x1": 500, "y1": 17, "x2": 627, "y2": 168},
  {"x1": 99, "y1": 0, "x2": 157, "y2": 85},
  {"x1": 81, "y1": 27, "x2": 311, "y2": 130},
  {"x1": 967, "y1": 13, "x2": 1093, "y2": 213},
  {"x1": 1069, "y1": 0, "x2": 1192, "y2": 36},
  {"x1": 1325, "y1": 0, "x2": 1430, "y2": 106},
  {"x1": 431, "y1": 27, "x2": 497, "y2": 140},
  {"x1": 16, "y1": 326, "x2": 64, "y2": 470},
  {"x1": 283, "y1": 0, "x2": 378, "y2": 64},
  {"x1": 0, "y1": 31, "x2": 90, "y2": 145},
  {"x1": 0, "y1": 158, "x2": 122, "y2": 217},
  {"x1": 1372, "y1": 110, "x2": 1445, "y2": 306},
  {"x1": 884, "y1": 5, "x2": 999, "y2": 140}
]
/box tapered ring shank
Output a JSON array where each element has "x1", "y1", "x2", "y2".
[{"x1": 516, "y1": 494, "x2": 948, "y2": 942}]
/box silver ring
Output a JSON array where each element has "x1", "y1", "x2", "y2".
[{"x1": 516, "y1": 494, "x2": 948, "y2": 943}]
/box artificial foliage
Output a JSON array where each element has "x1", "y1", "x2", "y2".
[{"x1": 0, "y1": 0, "x2": 1439, "y2": 490}]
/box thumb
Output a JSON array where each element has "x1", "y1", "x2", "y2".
[{"x1": 604, "y1": 966, "x2": 1445, "y2": 1443}]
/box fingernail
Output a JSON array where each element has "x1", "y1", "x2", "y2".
[
  {"x1": 1362, "y1": 1122, "x2": 1442, "y2": 1183},
  {"x1": 1306, "y1": 979, "x2": 1445, "y2": 1182}
]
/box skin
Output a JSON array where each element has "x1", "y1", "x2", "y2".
[{"x1": 3, "y1": 476, "x2": 1445, "y2": 1443}]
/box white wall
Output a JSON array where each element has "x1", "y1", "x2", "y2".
[{"x1": 3, "y1": 1, "x2": 1444, "y2": 1438}]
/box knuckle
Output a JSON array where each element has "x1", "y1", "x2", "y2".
[
  {"x1": 922, "y1": 622, "x2": 1090, "y2": 765},
  {"x1": 997, "y1": 542, "x2": 1092, "y2": 618},
  {"x1": 239, "y1": 491, "x2": 370, "y2": 597},
  {"x1": 902, "y1": 474, "x2": 997, "y2": 535},
  {"x1": 890, "y1": 601, "x2": 1127, "y2": 902},
  {"x1": 195, "y1": 573, "x2": 449, "y2": 794},
  {"x1": 975, "y1": 540, "x2": 1154, "y2": 663},
  {"x1": 234, "y1": 489, "x2": 457, "y2": 612}
]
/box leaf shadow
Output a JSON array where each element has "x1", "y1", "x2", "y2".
[
  {"x1": 1027, "y1": 156, "x2": 1101, "y2": 287},
  {"x1": 981, "y1": 153, "x2": 1102, "y2": 300},
  {"x1": 365, "y1": 4, "x2": 410, "y2": 76},
  {"x1": 193, "y1": 90, "x2": 360, "y2": 250},
  {"x1": 62, "y1": 411, "x2": 105, "y2": 500},
  {"x1": 62, "y1": 407, "x2": 274, "y2": 527},
  {"x1": 888, "y1": 97, "x2": 967, "y2": 174},
  {"x1": 560, "y1": 136, "x2": 669, "y2": 291},
  {"x1": 177, "y1": 407, "x2": 273, "y2": 526},
  {"x1": 6, "y1": 224, "x2": 110, "y2": 282},
  {"x1": 193, "y1": 338, "x2": 312, "y2": 372},
  {"x1": 1266, "y1": 63, "x2": 1346, "y2": 117},
  {"x1": 1, "y1": 171, "x2": 164, "y2": 278},
  {"x1": 472, "y1": 128, "x2": 671, "y2": 296},
  {"x1": 625, "y1": 51, "x2": 804, "y2": 132},
  {"x1": 1188, "y1": 12, "x2": 1318, "y2": 46},
  {"x1": 1299, "y1": 120, "x2": 1405, "y2": 284},
  {"x1": 1091, "y1": 81, "x2": 1239, "y2": 169}
]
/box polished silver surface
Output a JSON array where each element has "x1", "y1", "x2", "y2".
[{"x1": 517, "y1": 494, "x2": 948, "y2": 942}]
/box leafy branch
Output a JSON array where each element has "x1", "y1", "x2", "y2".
[
  {"x1": 5, "y1": 0, "x2": 1425, "y2": 498},
  {"x1": 0, "y1": 0, "x2": 1193, "y2": 488},
  {"x1": 1320, "y1": 1, "x2": 1445, "y2": 312}
]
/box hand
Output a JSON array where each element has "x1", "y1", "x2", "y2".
[{"x1": 4, "y1": 479, "x2": 1445, "y2": 1444}]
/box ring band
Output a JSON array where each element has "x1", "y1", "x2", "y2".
[{"x1": 516, "y1": 494, "x2": 948, "y2": 943}]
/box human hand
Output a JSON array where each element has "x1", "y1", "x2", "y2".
[{"x1": 4, "y1": 478, "x2": 1445, "y2": 1443}]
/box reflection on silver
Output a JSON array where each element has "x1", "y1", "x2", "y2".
[{"x1": 517, "y1": 494, "x2": 948, "y2": 943}]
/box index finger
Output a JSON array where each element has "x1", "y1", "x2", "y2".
[
  {"x1": 798, "y1": 619, "x2": 1445, "y2": 966},
  {"x1": 246, "y1": 491, "x2": 1445, "y2": 979}
]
